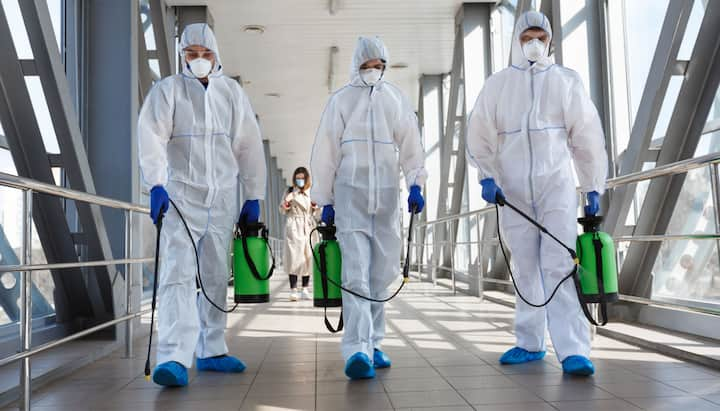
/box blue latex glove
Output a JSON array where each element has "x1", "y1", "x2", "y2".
[
  {"x1": 480, "y1": 178, "x2": 505, "y2": 204},
  {"x1": 239, "y1": 199, "x2": 260, "y2": 225},
  {"x1": 585, "y1": 191, "x2": 600, "y2": 217},
  {"x1": 407, "y1": 185, "x2": 425, "y2": 214},
  {"x1": 150, "y1": 185, "x2": 169, "y2": 225},
  {"x1": 321, "y1": 205, "x2": 335, "y2": 225}
]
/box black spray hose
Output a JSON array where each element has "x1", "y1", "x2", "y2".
[
  {"x1": 144, "y1": 215, "x2": 163, "y2": 380},
  {"x1": 310, "y1": 207, "x2": 416, "y2": 304},
  {"x1": 170, "y1": 199, "x2": 239, "y2": 314},
  {"x1": 494, "y1": 195, "x2": 580, "y2": 308},
  {"x1": 144, "y1": 200, "x2": 239, "y2": 381}
]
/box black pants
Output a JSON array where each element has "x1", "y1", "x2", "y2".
[{"x1": 289, "y1": 274, "x2": 310, "y2": 289}]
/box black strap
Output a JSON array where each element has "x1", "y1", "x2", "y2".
[
  {"x1": 592, "y1": 235, "x2": 609, "y2": 326},
  {"x1": 240, "y1": 226, "x2": 275, "y2": 281},
  {"x1": 320, "y1": 242, "x2": 343, "y2": 333},
  {"x1": 572, "y1": 267, "x2": 602, "y2": 326}
]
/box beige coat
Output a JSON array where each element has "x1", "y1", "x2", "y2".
[{"x1": 280, "y1": 190, "x2": 319, "y2": 276}]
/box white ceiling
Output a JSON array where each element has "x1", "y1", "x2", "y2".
[{"x1": 168, "y1": 0, "x2": 493, "y2": 182}]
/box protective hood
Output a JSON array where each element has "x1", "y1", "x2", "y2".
[
  {"x1": 180, "y1": 23, "x2": 223, "y2": 77},
  {"x1": 510, "y1": 11, "x2": 553, "y2": 69},
  {"x1": 350, "y1": 36, "x2": 389, "y2": 87}
]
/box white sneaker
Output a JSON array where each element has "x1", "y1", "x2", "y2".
[
  {"x1": 289, "y1": 289, "x2": 299, "y2": 302},
  {"x1": 301, "y1": 288, "x2": 311, "y2": 300}
]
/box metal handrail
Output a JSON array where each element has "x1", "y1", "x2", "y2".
[
  {"x1": 0, "y1": 257, "x2": 155, "y2": 274},
  {"x1": 0, "y1": 172, "x2": 153, "y2": 410},
  {"x1": 411, "y1": 151, "x2": 720, "y2": 314},
  {"x1": 419, "y1": 151, "x2": 720, "y2": 228},
  {"x1": 0, "y1": 171, "x2": 149, "y2": 213}
]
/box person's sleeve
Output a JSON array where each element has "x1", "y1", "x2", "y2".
[
  {"x1": 310, "y1": 97, "x2": 343, "y2": 206},
  {"x1": 466, "y1": 84, "x2": 499, "y2": 183},
  {"x1": 394, "y1": 94, "x2": 428, "y2": 189},
  {"x1": 137, "y1": 80, "x2": 173, "y2": 189},
  {"x1": 232, "y1": 89, "x2": 267, "y2": 200},
  {"x1": 564, "y1": 73, "x2": 608, "y2": 194}
]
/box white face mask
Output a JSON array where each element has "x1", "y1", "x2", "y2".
[
  {"x1": 295, "y1": 179, "x2": 305, "y2": 188},
  {"x1": 522, "y1": 38, "x2": 547, "y2": 63},
  {"x1": 188, "y1": 57, "x2": 213, "y2": 78},
  {"x1": 360, "y1": 68, "x2": 383, "y2": 86}
]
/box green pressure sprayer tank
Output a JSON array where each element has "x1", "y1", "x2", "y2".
[
  {"x1": 575, "y1": 215, "x2": 618, "y2": 325},
  {"x1": 313, "y1": 225, "x2": 342, "y2": 308},
  {"x1": 233, "y1": 222, "x2": 275, "y2": 303}
]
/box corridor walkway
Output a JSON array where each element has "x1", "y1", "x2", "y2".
[{"x1": 6, "y1": 275, "x2": 720, "y2": 410}]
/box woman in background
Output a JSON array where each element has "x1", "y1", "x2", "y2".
[{"x1": 280, "y1": 167, "x2": 319, "y2": 301}]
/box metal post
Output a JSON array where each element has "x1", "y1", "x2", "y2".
[
  {"x1": 124, "y1": 211, "x2": 133, "y2": 358},
  {"x1": 416, "y1": 225, "x2": 422, "y2": 280},
  {"x1": 449, "y1": 222, "x2": 456, "y2": 295},
  {"x1": 20, "y1": 189, "x2": 32, "y2": 410},
  {"x1": 709, "y1": 164, "x2": 720, "y2": 289},
  {"x1": 476, "y1": 214, "x2": 483, "y2": 298}
]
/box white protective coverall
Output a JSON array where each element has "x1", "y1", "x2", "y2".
[
  {"x1": 310, "y1": 36, "x2": 428, "y2": 362},
  {"x1": 138, "y1": 23, "x2": 266, "y2": 368},
  {"x1": 279, "y1": 189, "x2": 319, "y2": 277},
  {"x1": 466, "y1": 11, "x2": 608, "y2": 361}
]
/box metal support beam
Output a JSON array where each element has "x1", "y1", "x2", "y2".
[
  {"x1": 435, "y1": 3, "x2": 492, "y2": 274},
  {"x1": 84, "y1": 1, "x2": 141, "y2": 325},
  {"x1": 149, "y1": 0, "x2": 174, "y2": 77},
  {"x1": 604, "y1": 1, "x2": 693, "y2": 235},
  {"x1": 21, "y1": 0, "x2": 122, "y2": 321},
  {"x1": 618, "y1": 2, "x2": 720, "y2": 297},
  {"x1": 0, "y1": 3, "x2": 97, "y2": 324}
]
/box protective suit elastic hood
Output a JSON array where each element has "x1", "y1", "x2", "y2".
[
  {"x1": 511, "y1": 11, "x2": 553, "y2": 69},
  {"x1": 180, "y1": 23, "x2": 223, "y2": 78}
]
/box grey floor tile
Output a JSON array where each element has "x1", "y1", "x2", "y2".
[
  {"x1": 388, "y1": 389, "x2": 469, "y2": 408},
  {"x1": 598, "y1": 381, "x2": 688, "y2": 398},
  {"x1": 529, "y1": 383, "x2": 616, "y2": 402},
  {"x1": 316, "y1": 392, "x2": 393, "y2": 411},
  {"x1": 377, "y1": 366, "x2": 441, "y2": 380},
  {"x1": 240, "y1": 394, "x2": 315, "y2": 411},
  {"x1": 445, "y1": 375, "x2": 519, "y2": 390},
  {"x1": 246, "y1": 381, "x2": 314, "y2": 397},
  {"x1": 626, "y1": 396, "x2": 720, "y2": 411},
  {"x1": 435, "y1": 365, "x2": 502, "y2": 377},
  {"x1": 316, "y1": 378, "x2": 385, "y2": 395},
  {"x1": 397, "y1": 407, "x2": 474, "y2": 411},
  {"x1": 459, "y1": 387, "x2": 543, "y2": 405},
  {"x1": 551, "y1": 399, "x2": 642, "y2": 411},
  {"x1": 382, "y1": 376, "x2": 453, "y2": 392},
  {"x1": 665, "y1": 378, "x2": 720, "y2": 396},
  {"x1": 632, "y1": 365, "x2": 720, "y2": 382},
  {"x1": 472, "y1": 403, "x2": 558, "y2": 411}
]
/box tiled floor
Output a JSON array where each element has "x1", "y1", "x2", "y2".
[{"x1": 4, "y1": 275, "x2": 720, "y2": 410}]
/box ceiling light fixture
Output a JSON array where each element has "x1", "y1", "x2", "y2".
[{"x1": 242, "y1": 25, "x2": 265, "y2": 34}]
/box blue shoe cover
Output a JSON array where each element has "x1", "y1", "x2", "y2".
[
  {"x1": 562, "y1": 355, "x2": 595, "y2": 376},
  {"x1": 344, "y1": 352, "x2": 376, "y2": 380},
  {"x1": 196, "y1": 355, "x2": 246, "y2": 373},
  {"x1": 373, "y1": 349, "x2": 391, "y2": 369},
  {"x1": 152, "y1": 361, "x2": 188, "y2": 387},
  {"x1": 499, "y1": 347, "x2": 546, "y2": 365}
]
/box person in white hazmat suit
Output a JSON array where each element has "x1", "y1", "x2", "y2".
[
  {"x1": 310, "y1": 36, "x2": 427, "y2": 380},
  {"x1": 138, "y1": 23, "x2": 267, "y2": 387},
  {"x1": 466, "y1": 11, "x2": 608, "y2": 376}
]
